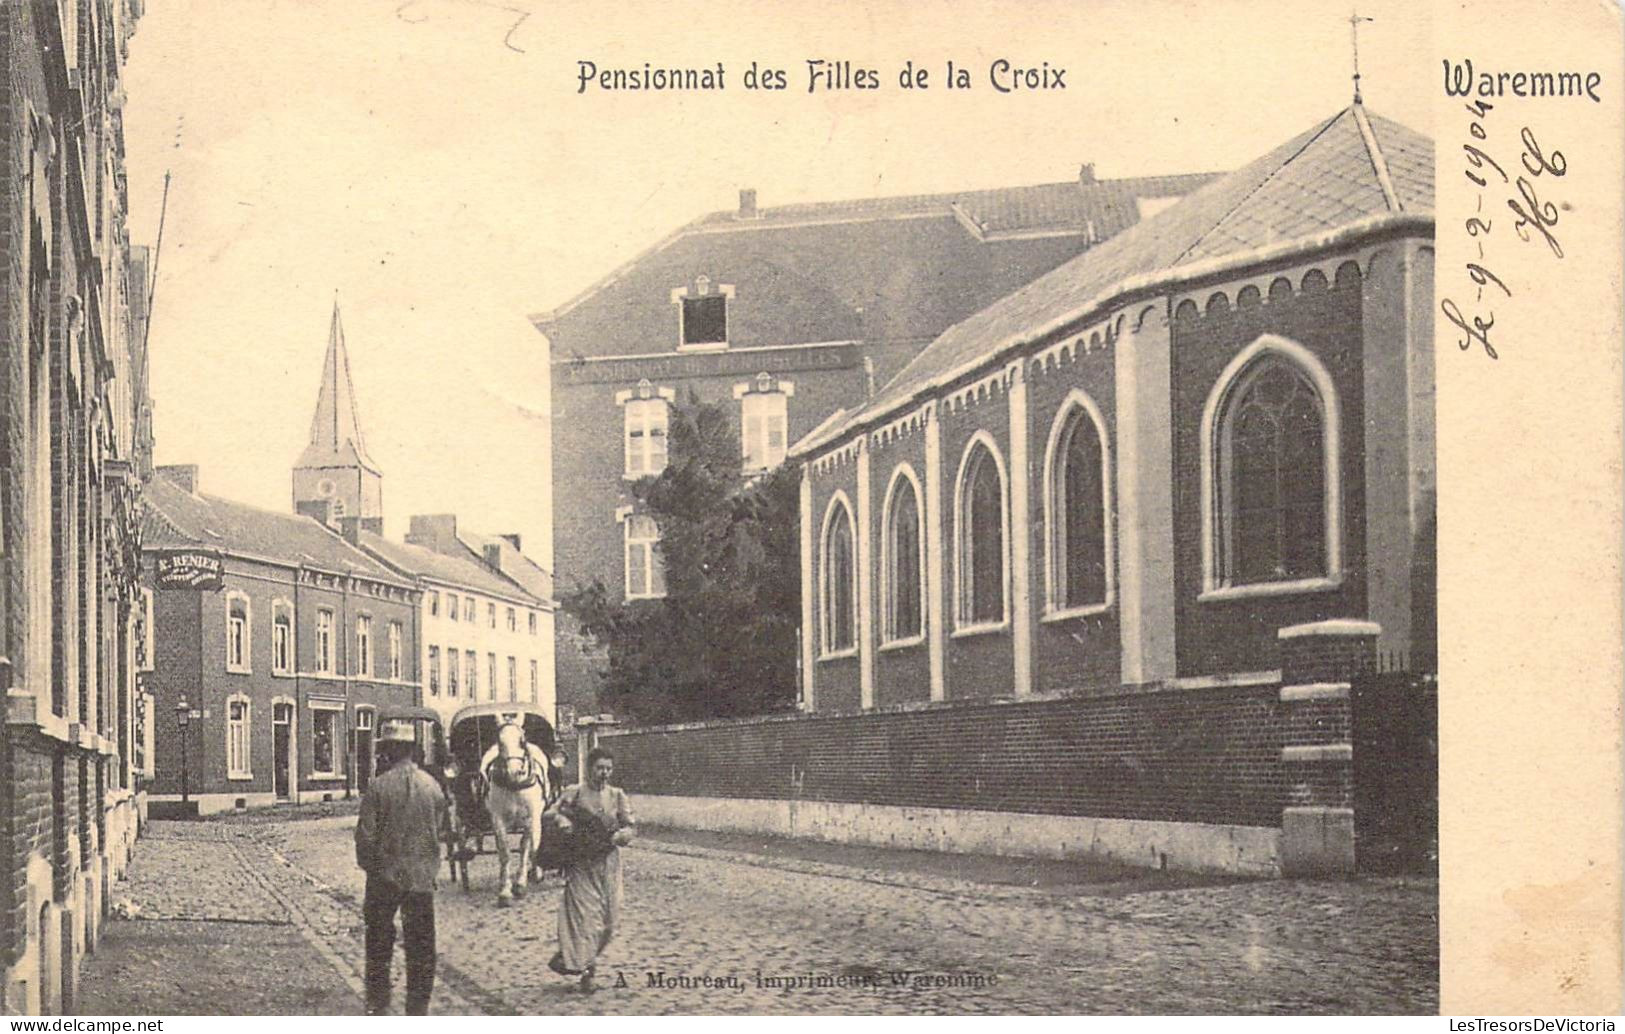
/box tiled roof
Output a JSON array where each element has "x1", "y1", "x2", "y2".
[
  {"x1": 141, "y1": 476, "x2": 406, "y2": 583},
  {"x1": 796, "y1": 106, "x2": 1432, "y2": 453},
  {"x1": 532, "y1": 173, "x2": 1222, "y2": 373},
  {"x1": 458, "y1": 531, "x2": 555, "y2": 604},
  {"x1": 358, "y1": 531, "x2": 541, "y2": 604}
]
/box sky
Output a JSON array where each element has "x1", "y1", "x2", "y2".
[{"x1": 120, "y1": 0, "x2": 1434, "y2": 572}]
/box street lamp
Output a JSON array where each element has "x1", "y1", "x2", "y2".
[{"x1": 175, "y1": 695, "x2": 191, "y2": 805}]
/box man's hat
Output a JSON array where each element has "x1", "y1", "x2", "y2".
[{"x1": 378, "y1": 720, "x2": 416, "y2": 744}]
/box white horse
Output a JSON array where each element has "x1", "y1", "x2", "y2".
[{"x1": 479, "y1": 719, "x2": 551, "y2": 906}]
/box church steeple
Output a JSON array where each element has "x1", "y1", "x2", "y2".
[{"x1": 292, "y1": 298, "x2": 383, "y2": 525}]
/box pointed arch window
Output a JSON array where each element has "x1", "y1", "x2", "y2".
[
  {"x1": 1201, "y1": 335, "x2": 1343, "y2": 599},
  {"x1": 880, "y1": 468, "x2": 924, "y2": 645},
  {"x1": 820, "y1": 495, "x2": 857, "y2": 656},
  {"x1": 1045, "y1": 395, "x2": 1113, "y2": 616},
  {"x1": 954, "y1": 437, "x2": 1008, "y2": 630}
]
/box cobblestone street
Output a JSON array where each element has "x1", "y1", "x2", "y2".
[{"x1": 82, "y1": 812, "x2": 1438, "y2": 1015}]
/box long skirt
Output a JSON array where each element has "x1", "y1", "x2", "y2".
[{"x1": 557, "y1": 848, "x2": 622, "y2": 972}]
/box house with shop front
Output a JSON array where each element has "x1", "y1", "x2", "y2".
[
  {"x1": 762, "y1": 101, "x2": 1434, "y2": 874},
  {"x1": 139, "y1": 466, "x2": 421, "y2": 812},
  {"x1": 532, "y1": 170, "x2": 1219, "y2": 711}
]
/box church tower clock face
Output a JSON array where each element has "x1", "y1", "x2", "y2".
[{"x1": 317, "y1": 478, "x2": 336, "y2": 497}]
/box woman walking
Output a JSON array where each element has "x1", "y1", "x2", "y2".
[{"x1": 546, "y1": 747, "x2": 635, "y2": 992}]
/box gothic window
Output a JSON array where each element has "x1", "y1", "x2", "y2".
[
  {"x1": 881, "y1": 469, "x2": 924, "y2": 644},
  {"x1": 955, "y1": 438, "x2": 1007, "y2": 628},
  {"x1": 820, "y1": 495, "x2": 857, "y2": 655},
  {"x1": 1216, "y1": 356, "x2": 1329, "y2": 586},
  {"x1": 1046, "y1": 398, "x2": 1111, "y2": 613}
]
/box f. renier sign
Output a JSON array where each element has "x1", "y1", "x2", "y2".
[{"x1": 154, "y1": 550, "x2": 224, "y2": 590}]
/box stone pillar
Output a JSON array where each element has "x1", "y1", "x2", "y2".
[
  {"x1": 922, "y1": 403, "x2": 946, "y2": 702},
  {"x1": 1277, "y1": 618, "x2": 1379, "y2": 875},
  {"x1": 1006, "y1": 361, "x2": 1034, "y2": 696},
  {"x1": 798, "y1": 465, "x2": 817, "y2": 710},
  {"x1": 1115, "y1": 303, "x2": 1178, "y2": 684},
  {"x1": 855, "y1": 437, "x2": 875, "y2": 709}
]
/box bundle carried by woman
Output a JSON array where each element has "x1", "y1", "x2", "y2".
[{"x1": 537, "y1": 792, "x2": 617, "y2": 869}]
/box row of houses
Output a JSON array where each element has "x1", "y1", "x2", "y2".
[
  {"x1": 135, "y1": 306, "x2": 557, "y2": 817},
  {"x1": 0, "y1": 0, "x2": 153, "y2": 1015}
]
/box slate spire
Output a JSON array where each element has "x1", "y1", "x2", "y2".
[{"x1": 297, "y1": 298, "x2": 380, "y2": 474}]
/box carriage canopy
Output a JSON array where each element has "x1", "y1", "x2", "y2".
[{"x1": 448, "y1": 702, "x2": 561, "y2": 771}]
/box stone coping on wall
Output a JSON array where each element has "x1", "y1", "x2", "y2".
[
  {"x1": 1277, "y1": 619, "x2": 1382, "y2": 640},
  {"x1": 601, "y1": 669, "x2": 1284, "y2": 738}
]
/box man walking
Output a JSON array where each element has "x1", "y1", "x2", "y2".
[{"x1": 355, "y1": 720, "x2": 449, "y2": 1015}]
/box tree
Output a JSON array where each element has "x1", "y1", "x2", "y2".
[{"x1": 560, "y1": 392, "x2": 802, "y2": 725}]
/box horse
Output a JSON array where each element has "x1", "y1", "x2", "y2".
[{"x1": 479, "y1": 719, "x2": 551, "y2": 906}]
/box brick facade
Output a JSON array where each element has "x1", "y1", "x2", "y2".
[{"x1": 0, "y1": 0, "x2": 150, "y2": 1014}]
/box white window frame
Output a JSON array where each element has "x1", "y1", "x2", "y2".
[
  {"x1": 528, "y1": 611, "x2": 538, "y2": 636},
  {"x1": 487, "y1": 601, "x2": 497, "y2": 629},
  {"x1": 447, "y1": 648, "x2": 460, "y2": 698},
  {"x1": 315, "y1": 608, "x2": 335, "y2": 675},
  {"x1": 819, "y1": 491, "x2": 859, "y2": 659},
  {"x1": 428, "y1": 591, "x2": 439, "y2": 618},
  {"x1": 310, "y1": 704, "x2": 344, "y2": 779},
  {"x1": 271, "y1": 599, "x2": 295, "y2": 676},
  {"x1": 140, "y1": 691, "x2": 157, "y2": 779},
  {"x1": 488, "y1": 653, "x2": 498, "y2": 700},
  {"x1": 225, "y1": 693, "x2": 252, "y2": 780},
  {"x1": 355, "y1": 614, "x2": 373, "y2": 678},
  {"x1": 225, "y1": 591, "x2": 252, "y2": 674},
  {"x1": 735, "y1": 377, "x2": 796, "y2": 472},
  {"x1": 427, "y1": 645, "x2": 441, "y2": 696},
  {"x1": 878, "y1": 464, "x2": 927, "y2": 649},
  {"x1": 1198, "y1": 334, "x2": 1344, "y2": 602},
  {"x1": 447, "y1": 592, "x2": 459, "y2": 622},
  {"x1": 951, "y1": 431, "x2": 1011, "y2": 636},
  {"x1": 1042, "y1": 390, "x2": 1117, "y2": 621},
  {"x1": 617, "y1": 382, "x2": 677, "y2": 478},
  {"x1": 506, "y1": 656, "x2": 518, "y2": 700},
  {"x1": 622, "y1": 510, "x2": 666, "y2": 600},
  {"x1": 464, "y1": 596, "x2": 475, "y2": 622},
  {"x1": 388, "y1": 621, "x2": 403, "y2": 680},
  {"x1": 529, "y1": 659, "x2": 539, "y2": 702},
  {"x1": 466, "y1": 649, "x2": 479, "y2": 699}
]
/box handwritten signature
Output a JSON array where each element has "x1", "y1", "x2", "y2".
[
  {"x1": 1443, "y1": 101, "x2": 1568, "y2": 360},
  {"x1": 396, "y1": 0, "x2": 531, "y2": 54}
]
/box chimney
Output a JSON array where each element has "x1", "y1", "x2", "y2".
[
  {"x1": 156, "y1": 464, "x2": 199, "y2": 495},
  {"x1": 500, "y1": 533, "x2": 522, "y2": 552},
  {"x1": 483, "y1": 543, "x2": 504, "y2": 571},
  {"x1": 1078, "y1": 162, "x2": 1096, "y2": 184},
  {"x1": 296, "y1": 499, "x2": 332, "y2": 526},
  {"x1": 337, "y1": 516, "x2": 361, "y2": 545},
  {"x1": 361, "y1": 517, "x2": 384, "y2": 536},
  {"x1": 405, "y1": 514, "x2": 458, "y2": 553},
  {"x1": 738, "y1": 188, "x2": 758, "y2": 219}
]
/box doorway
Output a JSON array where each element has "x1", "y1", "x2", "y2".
[
  {"x1": 272, "y1": 702, "x2": 293, "y2": 800},
  {"x1": 355, "y1": 708, "x2": 375, "y2": 791}
]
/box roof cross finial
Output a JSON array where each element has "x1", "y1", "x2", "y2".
[{"x1": 1349, "y1": 10, "x2": 1375, "y2": 104}]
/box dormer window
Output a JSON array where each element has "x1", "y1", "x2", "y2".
[{"x1": 672, "y1": 280, "x2": 735, "y2": 351}]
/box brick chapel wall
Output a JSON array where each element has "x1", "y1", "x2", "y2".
[
  {"x1": 1169, "y1": 268, "x2": 1369, "y2": 677},
  {"x1": 937, "y1": 383, "x2": 1012, "y2": 702},
  {"x1": 1024, "y1": 339, "x2": 1121, "y2": 694},
  {"x1": 607, "y1": 683, "x2": 1287, "y2": 828},
  {"x1": 806, "y1": 450, "x2": 862, "y2": 713},
  {"x1": 866, "y1": 425, "x2": 930, "y2": 708}
]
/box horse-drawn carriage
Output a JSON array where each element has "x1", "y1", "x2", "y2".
[{"x1": 445, "y1": 703, "x2": 566, "y2": 901}]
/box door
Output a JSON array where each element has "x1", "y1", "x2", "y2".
[
  {"x1": 355, "y1": 708, "x2": 375, "y2": 791},
  {"x1": 272, "y1": 703, "x2": 293, "y2": 800}
]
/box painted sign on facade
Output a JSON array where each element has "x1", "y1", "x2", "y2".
[{"x1": 154, "y1": 549, "x2": 224, "y2": 590}]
